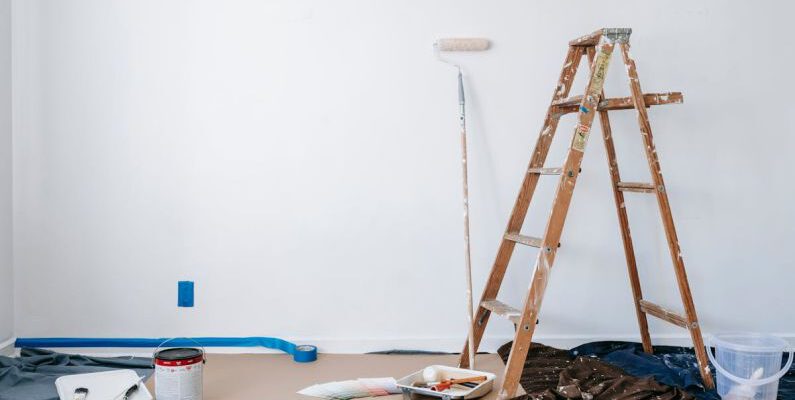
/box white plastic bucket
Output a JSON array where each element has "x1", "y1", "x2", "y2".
[{"x1": 707, "y1": 333, "x2": 792, "y2": 400}]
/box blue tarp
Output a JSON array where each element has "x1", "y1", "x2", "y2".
[{"x1": 570, "y1": 341, "x2": 794, "y2": 400}]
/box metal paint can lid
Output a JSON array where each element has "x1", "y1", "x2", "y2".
[{"x1": 155, "y1": 347, "x2": 203, "y2": 361}]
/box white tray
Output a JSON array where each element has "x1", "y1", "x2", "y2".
[
  {"x1": 55, "y1": 369, "x2": 152, "y2": 400},
  {"x1": 396, "y1": 365, "x2": 495, "y2": 400}
]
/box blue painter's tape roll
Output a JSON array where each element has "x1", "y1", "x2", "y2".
[
  {"x1": 14, "y1": 337, "x2": 318, "y2": 363},
  {"x1": 292, "y1": 344, "x2": 317, "y2": 363}
]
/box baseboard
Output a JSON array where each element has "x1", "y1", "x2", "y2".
[
  {"x1": 20, "y1": 333, "x2": 795, "y2": 357},
  {"x1": 0, "y1": 337, "x2": 16, "y2": 356}
]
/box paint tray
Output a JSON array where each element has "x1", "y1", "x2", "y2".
[
  {"x1": 55, "y1": 369, "x2": 152, "y2": 400},
  {"x1": 396, "y1": 365, "x2": 495, "y2": 399}
]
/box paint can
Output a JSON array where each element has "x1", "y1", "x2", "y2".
[{"x1": 154, "y1": 346, "x2": 205, "y2": 400}]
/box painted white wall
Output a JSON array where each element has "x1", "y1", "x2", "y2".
[
  {"x1": 11, "y1": 0, "x2": 795, "y2": 352},
  {"x1": 0, "y1": 0, "x2": 12, "y2": 349}
]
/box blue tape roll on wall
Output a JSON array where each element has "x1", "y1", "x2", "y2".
[{"x1": 14, "y1": 337, "x2": 318, "y2": 363}]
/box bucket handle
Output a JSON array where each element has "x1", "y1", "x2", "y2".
[
  {"x1": 152, "y1": 337, "x2": 207, "y2": 366},
  {"x1": 706, "y1": 337, "x2": 793, "y2": 387}
]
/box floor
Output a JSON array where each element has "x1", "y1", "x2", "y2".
[{"x1": 144, "y1": 352, "x2": 522, "y2": 399}]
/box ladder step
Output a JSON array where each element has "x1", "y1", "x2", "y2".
[
  {"x1": 528, "y1": 167, "x2": 563, "y2": 175},
  {"x1": 617, "y1": 182, "x2": 656, "y2": 193},
  {"x1": 551, "y1": 92, "x2": 683, "y2": 115},
  {"x1": 639, "y1": 300, "x2": 689, "y2": 328},
  {"x1": 504, "y1": 232, "x2": 542, "y2": 248},
  {"x1": 550, "y1": 95, "x2": 585, "y2": 107},
  {"x1": 481, "y1": 299, "x2": 522, "y2": 324},
  {"x1": 569, "y1": 30, "x2": 603, "y2": 47}
]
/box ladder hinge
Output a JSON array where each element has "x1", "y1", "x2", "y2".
[{"x1": 602, "y1": 28, "x2": 632, "y2": 43}]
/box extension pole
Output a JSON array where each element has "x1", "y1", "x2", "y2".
[
  {"x1": 458, "y1": 69, "x2": 476, "y2": 370},
  {"x1": 434, "y1": 37, "x2": 489, "y2": 371}
]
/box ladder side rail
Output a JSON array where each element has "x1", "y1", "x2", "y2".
[
  {"x1": 586, "y1": 47, "x2": 653, "y2": 354},
  {"x1": 618, "y1": 42, "x2": 715, "y2": 390},
  {"x1": 498, "y1": 40, "x2": 618, "y2": 400},
  {"x1": 459, "y1": 45, "x2": 586, "y2": 368}
]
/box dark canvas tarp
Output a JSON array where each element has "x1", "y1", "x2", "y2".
[{"x1": 498, "y1": 342, "x2": 694, "y2": 400}]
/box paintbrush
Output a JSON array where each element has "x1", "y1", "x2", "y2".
[
  {"x1": 72, "y1": 388, "x2": 88, "y2": 400},
  {"x1": 110, "y1": 376, "x2": 145, "y2": 400},
  {"x1": 412, "y1": 375, "x2": 487, "y2": 392}
]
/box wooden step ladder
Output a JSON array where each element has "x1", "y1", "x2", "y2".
[{"x1": 458, "y1": 28, "x2": 715, "y2": 399}]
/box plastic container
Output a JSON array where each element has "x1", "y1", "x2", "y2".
[{"x1": 707, "y1": 333, "x2": 793, "y2": 400}]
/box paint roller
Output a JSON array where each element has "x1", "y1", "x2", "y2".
[
  {"x1": 434, "y1": 37, "x2": 490, "y2": 371},
  {"x1": 435, "y1": 38, "x2": 490, "y2": 52},
  {"x1": 434, "y1": 38, "x2": 491, "y2": 112}
]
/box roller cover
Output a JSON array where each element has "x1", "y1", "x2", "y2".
[{"x1": 436, "y1": 38, "x2": 490, "y2": 52}]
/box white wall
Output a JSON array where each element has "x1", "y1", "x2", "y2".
[
  {"x1": 11, "y1": 0, "x2": 795, "y2": 352},
  {"x1": 0, "y1": 0, "x2": 12, "y2": 350}
]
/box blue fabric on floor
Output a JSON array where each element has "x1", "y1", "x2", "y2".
[
  {"x1": 0, "y1": 348, "x2": 153, "y2": 400},
  {"x1": 570, "y1": 341, "x2": 794, "y2": 400}
]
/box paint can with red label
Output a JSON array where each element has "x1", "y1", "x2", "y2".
[{"x1": 154, "y1": 346, "x2": 205, "y2": 400}]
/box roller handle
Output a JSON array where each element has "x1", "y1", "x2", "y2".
[{"x1": 457, "y1": 70, "x2": 465, "y2": 106}]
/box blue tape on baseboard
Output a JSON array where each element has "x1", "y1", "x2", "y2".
[{"x1": 14, "y1": 337, "x2": 317, "y2": 363}]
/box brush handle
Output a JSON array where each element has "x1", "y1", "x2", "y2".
[
  {"x1": 430, "y1": 376, "x2": 487, "y2": 391},
  {"x1": 110, "y1": 377, "x2": 144, "y2": 400},
  {"x1": 446, "y1": 376, "x2": 487, "y2": 385}
]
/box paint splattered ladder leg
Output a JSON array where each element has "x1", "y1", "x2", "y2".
[
  {"x1": 619, "y1": 42, "x2": 715, "y2": 390},
  {"x1": 458, "y1": 45, "x2": 585, "y2": 369},
  {"x1": 587, "y1": 47, "x2": 654, "y2": 354},
  {"x1": 499, "y1": 39, "x2": 617, "y2": 400}
]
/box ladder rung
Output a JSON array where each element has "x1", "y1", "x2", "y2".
[
  {"x1": 617, "y1": 182, "x2": 656, "y2": 193},
  {"x1": 481, "y1": 299, "x2": 522, "y2": 324},
  {"x1": 601, "y1": 92, "x2": 683, "y2": 110},
  {"x1": 639, "y1": 299, "x2": 689, "y2": 328},
  {"x1": 551, "y1": 92, "x2": 683, "y2": 114},
  {"x1": 528, "y1": 167, "x2": 563, "y2": 175},
  {"x1": 551, "y1": 95, "x2": 584, "y2": 107},
  {"x1": 504, "y1": 232, "x2": 542, "y2": 248}
]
